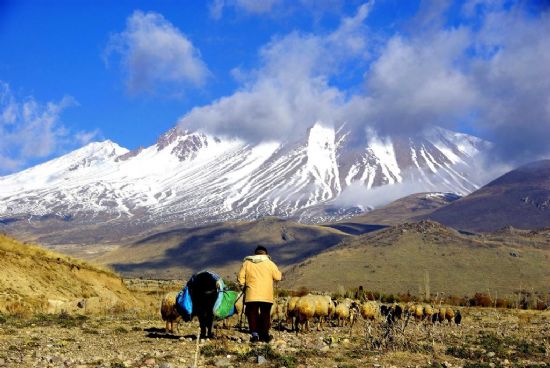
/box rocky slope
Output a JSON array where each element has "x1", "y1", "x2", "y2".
[{"x1": 426, "y1": 160, "x2": 550, "y2": 232}]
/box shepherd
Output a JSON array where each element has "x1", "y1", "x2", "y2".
[{"x1": 238, "y1": 245, "x2": 282, "y2": 343}]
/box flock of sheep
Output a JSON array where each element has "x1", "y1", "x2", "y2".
[{"x1": 161, "y1": 292, "x2": 463, "y2": 334}]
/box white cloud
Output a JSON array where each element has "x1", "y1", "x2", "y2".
[
  {"x1": 469, "y1": 6, "x2": 550, "y2": 163},
  {"x1": 105, "y1": 10, "x2": 210, "y2": 95},
  {"x1": 0, "y1": 82, "x2": 98, "y2": 175},
  {"x1": 187, "y1": 1, "x2": 550, "y2": 166},
  {"x1": 179, "y1": 3, "x2": 372, "y2": 141}
]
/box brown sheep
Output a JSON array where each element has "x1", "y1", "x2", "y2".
[
  {"x1": 160, "y1": 292, "x2": 182, "y2": 334},
  {"x1": 444, "y1": 307, "x2": 455, "y2": 323},
  {"x1": 423, "y1": 305, "x2": 434, "y2": 321}
]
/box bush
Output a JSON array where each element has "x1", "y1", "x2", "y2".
[
  {"x1": 380, "y1": 294, "x2": 398, "y2": 303},
  {"x1": 295, "y1": 287, "x2": 310, "y2": 297},
  {"x1": 397, "y1": 292, "x2": 414, "y2": 303},
  {"x1": 495, "y1": 298, "x2": 514, "y2": 309},
  {"x1": 470, "y1": 293, "x2": 492, "y2": 307}
]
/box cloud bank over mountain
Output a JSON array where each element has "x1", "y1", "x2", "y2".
[{"x1": 180, "y1": 1, "x2": 550, "y2": 165}]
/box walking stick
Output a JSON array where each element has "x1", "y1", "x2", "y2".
[{"x1": 238, "y1": 286, "x2": 247, "y2": 332}]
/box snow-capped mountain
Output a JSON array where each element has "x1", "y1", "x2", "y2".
[{"x1": 0, "y1": 123, "x2": 487, "y2": 243}]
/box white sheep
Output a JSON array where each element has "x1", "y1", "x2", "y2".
[
  {"x1": 295, "y1": 294, "x2": 334, "y2": 332},
  {"x1": 271, "y1": 297, "x2": 288, "y2": 330},
  {"x1": 334, "y1": 298, "x2": 356, "y2": 327},
  {"x1": 360, "y1": 301, "x2": 380, "y2": 321},
  {"x1": 286, "y1": 296, "x2": 300, "y2": 331}
]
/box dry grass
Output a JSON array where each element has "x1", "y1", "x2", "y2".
[
  {"x1": 0, "y1": 234, "x2": 115, "y2": 277},
  {"x1": 0, "y1": 234, "x2": 156, "y2": 317},
  {"x1": 283, "y1": 222, "x2": 550, "y2": 298}
]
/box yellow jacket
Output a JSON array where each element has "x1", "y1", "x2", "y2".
[{"x1": 238, "y1": 255, "x2": 282, "y2": 303}]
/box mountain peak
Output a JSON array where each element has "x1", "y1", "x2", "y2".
[{"x1": 0, "y1": 124, "x2": 488, "y2": 244}]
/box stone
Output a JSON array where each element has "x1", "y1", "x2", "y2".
[
  {"x1": 487, "y1": 352, "x2": 495, "y2": 358},
  {"x1": 215, "y1": 358, "x2": 232, "y2": 367},
  {"x1": 159, "y1": 363, "x2": 172, "y2": 368},
  {"x1": 144, "y1": 358, "x2": 156, "y2": 366},
  {"x1": 257, "y1": 355, "x2": 267, "y2": 365},
  {"x1": 320, "y1": 345, "x2": 330, "y2": 352}
]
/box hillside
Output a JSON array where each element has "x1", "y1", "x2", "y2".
[
  {"x1": 426, "y1": 160, "x2": 550, "y2": 232},
  {"x1": 0, "y1": 234, "x2": 145, "y2": 315},
  {"x1": 330, "y1": 192, "x2": 461, "y2": 231},
  {"x1": 97, "y1": 217, "x2": 350, "y2": 280},
  {"x1": 282, "y1": 221, "x2": 550, "y2": 297}
]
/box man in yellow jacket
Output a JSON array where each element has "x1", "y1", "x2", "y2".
[{"x1": 238, "y1": 245, "x2": 282, "y2": 343}]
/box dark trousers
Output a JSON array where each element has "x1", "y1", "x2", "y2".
[{"x1": 245, "y1": 302, "x2": 272, "y2": 338}]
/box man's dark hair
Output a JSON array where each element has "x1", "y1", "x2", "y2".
[{"x1": 255, "y1": 245, "x2": 268, "y2": 255}]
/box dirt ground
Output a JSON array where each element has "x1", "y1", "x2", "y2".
[{"x1": 0, "y1": 307, "x2": 549, "y2": 368}]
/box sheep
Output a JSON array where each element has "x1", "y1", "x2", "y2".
[
  {"x1": 423, "y1": 304, "x2": 434, "y2": 321},
  {"x1": 286, "y1": 296, "x2": 300, "y2": 331},
  {"x1": 431, "y1": 308, "x2": 440, "y2": 323},
  {"x1": 270, "y1": 297, "x2": 288, "y2": 330},
  {"x1": 360, "y1": 301, "x2": 379, "y2": 321},
  {"x1": 295, "y1": 296, "x2": 315, "y2": 332},
  {"x1": 334, "y1": 298, "x2": 354, "y2": 327},
  {"x1": 160, "y1": 292, "x2": 182, "y2": 334},
  {"x1": 222, "y1": 293, "x2": 244, "y2": 330},
  {"x1": 454, "y1": 310, "x2": 462, "y2": 325},
  {"x1": 405, "y1": 304, "x2": 424, "y2": 320},
  {"x1": 444, "y1": 307, "x2": 455, "y2": 323},
  {"x1": 438, "y1": 307, "x2": 447, "y2": 324},
  {"x1": 382, "y1": 303, "x2": 404, "y2": 323},
  {"x1": 294, "y1": 294, "x2": 334, "y2": 332},
  {"x1": 431, "y1": 307, "x2": 458, "y2": 325}
]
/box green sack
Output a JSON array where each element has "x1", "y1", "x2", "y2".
[{"x1": 213, "y1": 290, "x2": 241, "y2": 320}]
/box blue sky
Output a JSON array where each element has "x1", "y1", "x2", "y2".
[{"x1": 1, "y1": 0, "x2": 549, "y2": 174}]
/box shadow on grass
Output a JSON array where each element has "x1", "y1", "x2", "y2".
[{"x1": 112, "y1": 221, "x2": 348, "y2": 274}]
